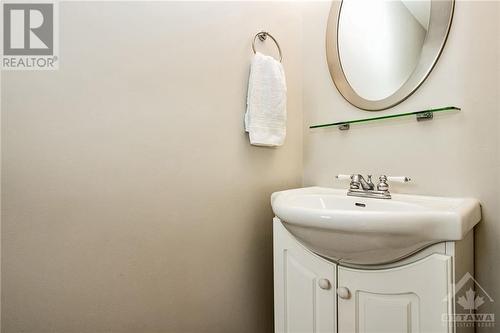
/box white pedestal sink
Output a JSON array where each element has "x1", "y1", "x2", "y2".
[{"x1": 271, "y1": 187, "x2": 481, "y2": 265}]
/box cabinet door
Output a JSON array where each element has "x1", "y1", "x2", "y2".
[
  {"x1": 338, "y1": 254, "x2": 452, "y2": 333},
  {"x1": 274, "y1": 219, "x2": 337, "y2": 333}
]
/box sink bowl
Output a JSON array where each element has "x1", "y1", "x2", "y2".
[{"x1": 271, "y1": 187, "x2": 481, "y2": 265}]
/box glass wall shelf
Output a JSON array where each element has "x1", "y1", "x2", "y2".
[{"x1": 309, "y1": 106, "x2": 461, "y2": 130}]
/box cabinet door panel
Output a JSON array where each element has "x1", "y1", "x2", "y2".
[
  {"x1": 338, "y1": 254, "x2": 452, "y2": 333},
  {"x1": 274, "y1": 219, "x2": 336, "y2": 333},
  {"x1": 357, "y1": 291, "x2": 419, "y2": 333}
]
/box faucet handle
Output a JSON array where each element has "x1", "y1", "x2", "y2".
[
  {"x1": 377, "y1": 175, "x2": 389, "y2": 191},
  {"x1": 336, "y1": 174, "x2": 360, "y2": 190},
  {"x1": 387, "y1": 176, "x2": 412, "y2": 183},
  {"x1": 336, "y1": 174, "x2": 352, "y2": 181},
  {"x1": 377, "y1": 175, "x2": 412, "y2": 191}
]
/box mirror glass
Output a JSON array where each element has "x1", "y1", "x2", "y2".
[
  {"x1": 339, "y1": 0, "x2": 430, "y2": 101},
  {"x1": 326, "y1": 0, "x2": 454, "y2": 110}
]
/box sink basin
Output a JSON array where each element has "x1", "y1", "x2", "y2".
[{"x1": 271, "y1": 187, "x2": 481, "y2": 265}]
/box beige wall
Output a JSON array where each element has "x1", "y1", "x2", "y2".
[
  {"x1": 302, "y1": 0, "x2": 500, "y2": 328},
  {"x1": 1, "y1": 2, "x2": 303, "y2": 332},
  {"x1": 3, "y1": 1, "x2": 500, "y2": 332}
]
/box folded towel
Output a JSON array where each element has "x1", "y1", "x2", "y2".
[{"x1": 245, "y1": 52, "x2": 287, "y2": 147}]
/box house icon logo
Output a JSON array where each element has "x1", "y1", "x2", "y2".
[
  {"x1": 455, "y1": 272, "x2": 493, "y2": 312},
  {"x1": 443, "y1": 272, "x2": 495, "y2": 328}
]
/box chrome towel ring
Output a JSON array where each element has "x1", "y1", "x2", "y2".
[{"x1": 252, "y1": 31, "x2": 283, "y2": 62}]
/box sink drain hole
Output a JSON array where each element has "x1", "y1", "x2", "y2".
[{"x1": 355, "y1": 203, "x2": 366, "y2": 208}]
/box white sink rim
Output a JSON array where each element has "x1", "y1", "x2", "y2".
[{"x1": 271, "y1": 187, "x2": 481, "y2": 265}]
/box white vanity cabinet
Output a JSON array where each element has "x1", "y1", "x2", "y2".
[
  {"x1": 274, "y1": 218, "x2": 474, "y2": 333},
  {"x1": 274, "y1": 218, "x2": 337, "y2": 333}
]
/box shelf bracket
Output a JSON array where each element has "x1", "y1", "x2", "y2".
[{"x1": 416, "y1": 112, "x2": 433, "y2": 121}]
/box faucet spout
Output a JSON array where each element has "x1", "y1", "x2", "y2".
[{"x1": 352, "y1": 174, "x2": 374, "y2": 191}]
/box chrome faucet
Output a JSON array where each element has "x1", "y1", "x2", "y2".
[
  {"x1": 336, "y1": 174, "x2": 411, "y2": 199},
  {"x1": 350, "y1": 174, "x2": 374, "y2": 191}
]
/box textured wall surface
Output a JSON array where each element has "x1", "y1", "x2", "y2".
[{"x1": 1, "y1": 2, "x2": 303, "y2": 332}]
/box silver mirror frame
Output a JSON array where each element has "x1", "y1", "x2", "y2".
[{"x1": 326, "y1": 0, "x2": 455, "y2": 111}]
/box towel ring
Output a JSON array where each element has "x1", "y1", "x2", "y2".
[{"x1": 252, "y1": 31, "x2": 283, "y2": 62}]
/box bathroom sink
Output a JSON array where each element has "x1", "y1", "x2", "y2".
[{"x1": 271, "y1": 187, "x2": 481, "y2": 265}]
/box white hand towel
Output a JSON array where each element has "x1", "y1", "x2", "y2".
[{"x1": 245, "y1": 52, "x2": 287, "y2": 147}]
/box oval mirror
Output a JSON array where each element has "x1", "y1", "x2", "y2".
[{"x1": 326, "y1": 0, "x2": 454, "y2": 111}]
